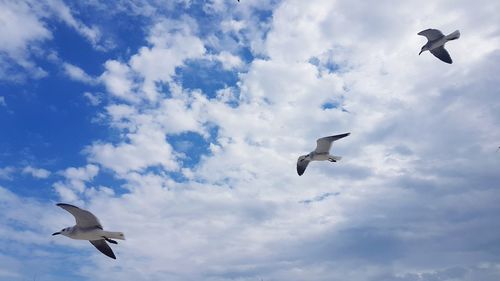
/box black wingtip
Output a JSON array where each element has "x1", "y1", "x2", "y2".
[
  {"x1": 107, "y1": 249, "x2": 117, "y2": 259},
  {"x1": 440, "y1": 58, "x2": 452, "y2": 64},
  {"x1": 297, "y1": 166, "x2": 305, "y2": 176},
  {"x1": 104, "y1": 253, "x2": 116, "y2": 259},
  {"x1": 56, "y1": 203, "x2": 79, "y2": 208},
  {"x1": 104, "y1": 249, "x2": 117, "y2": 260}
]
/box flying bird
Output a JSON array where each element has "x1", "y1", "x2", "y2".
[
  {"x1": 418, "y1": 29, "x2": 460, "y2": 64},
  {"x1": 53, "y1": 203, "x2": 125, "y2": 259},
  {"x1": 297, "y1": 133, "x2": 350, "y2": 176}
]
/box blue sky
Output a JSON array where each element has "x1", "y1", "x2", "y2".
[{"x1": 1, "y1": 0, "x2": 500, "y2": 280}]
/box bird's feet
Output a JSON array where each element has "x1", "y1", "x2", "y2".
[
  {"x1": 328, "y1": 158, "x2": 336, "y2": 162},
  {"x1": 103, "y1": 237, "x2": 118, "y2": 244}
]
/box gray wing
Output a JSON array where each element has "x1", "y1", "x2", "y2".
[
  {"x1": 297, "y1": 157, "x2": 310, "y2": 176},
  {"x1": 57, "y1": 203, "x2": 103, "y2": 229},
  {"x1": 418, "y1": 29, "x2": 444, "y2": 41},
  {"x1": 315, "y1": 133, "x2": 350, "y2": 153},
  {"x1": 430, "y1": 46, "x2": 452, "y2": 64},
  {"x1": 90, "y1": 240, "x2": 116, "y2": 259}
]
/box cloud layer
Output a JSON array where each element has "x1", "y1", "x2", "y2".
[{"x1": 1, "y1": 0, "x2": 499, "y2": 280}]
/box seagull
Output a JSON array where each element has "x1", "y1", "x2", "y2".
[
  {"x1": 52, "y1": 203, "x2": 125, "y2": 259},
  {"x1": 418, "y1": 29, "x2": 460, "y2": 64},
  {"x1": 297, "y1": 133, "x2": 350, "y2": 176}
]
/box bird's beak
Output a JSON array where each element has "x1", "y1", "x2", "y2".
[
  {"x1": 52, "y1": 232, "x2": 61, "y2": 236},
  {"x1": 419, "y1": 50, "x2": 423, "y2": 55}
]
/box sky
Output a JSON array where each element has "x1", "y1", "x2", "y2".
[{"x1": 0, "y1": 0, "x2": 500, "y2": 280}]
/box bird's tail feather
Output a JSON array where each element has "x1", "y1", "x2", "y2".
[
  {"x1": 103, "y1": 231, "x2": 126, "y2": 240},
  {"x1": 446, "y1": 30, "x2": 460, "y2": 41}
]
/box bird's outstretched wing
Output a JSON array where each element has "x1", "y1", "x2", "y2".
[
  {"x1": 430, "y1": 46, "x2": 452, "y2": 64},
  {"x1": 315, "y1": 133, "x2": 350, "y2": 153},
  {"x1": 90, "y1": 240, "x2": 116, "y2": 259},
  {"x1": 418, "y1": 29, "x2": 444, "y2": 41},
  {"x1": 56, "y1": 203, "x2": 103, "y2": 229},
  {"x1": 297, "y1": 157, "x2": 310, "y2": 176}
]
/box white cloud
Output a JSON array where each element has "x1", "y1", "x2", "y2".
[
  {"x1": 100, "y1": 18, "x2": 206, "y2": 103},
  {"x1": 3, "y1": 0, "x2": 500, "y2": 280},
  {"x1": 0, "y1": 0, "x2": 108, "y2": 82},
  {"x1": 0, "y1": 96, "x2": 6, "y2": 107},
  {"x1": 62, "y1": 62, "x2": 96, "y2": 84},
  {"x1": 220, "y1": 19, "x2": 246, "y2": 34},
  {"x1": 22, "y1": 166, "x2": 51, "y2": 179},
  {"x1": 74, "y1": 0, "x2": 500, "y2": 279},
  {"x1": 211, "y1": 51, "x2": 244, "y2": 70},
  {"x1": 0, "y1": 1, "x2": 51, "y2": 55},
  {"x1": 53, "y1": 164, "x2": 99, "y2": 202},
  {"x1": 0, "y1": 1, "x2": 51, "y2": 81},
  {"x1": 87, "y1": 132, "x2": 178, "y2": 175},
  {"x1": 86, "y1": 85, "x2": 212, "y2": 176},
  {"x1": 80, "y1": 1, "x2": 500, "y2": 280},
  {"x1": 83, "y1": 92, "x2": 102, "y2": 106},
  {"x1": 62, "y1": 164, "x2": 99, "y2": 183},
  {"x1": 88, "y1": 18, "x2": 212, "y2": 175},
  {"x1": 100, "y1": 60, "x2": 139, "y2": 103},
  {"x1": 46, "y1": 0, "x2": 103, "y2": 48},
  {"x1": 128, "y1": 18, "x2": 206, "y2": 102},
  {"x1": 0, "y1": 167, "x2": 15, "y2": 180}
]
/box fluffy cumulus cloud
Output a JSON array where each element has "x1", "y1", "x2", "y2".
[
  {"x1": 1, "y1": 0, "x2": 500, "y2": 280},
  {"x1": 53, "y1": 164, "x2": 100, "y2": 203},
  {"x1": 100, "y1": 17, "x2": 206, "y2": 103}
]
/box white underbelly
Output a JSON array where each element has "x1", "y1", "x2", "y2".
[{"x1": 71, "y1": 229, "x2": 105, "y2": 240}]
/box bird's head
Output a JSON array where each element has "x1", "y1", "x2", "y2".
[{"x1": 52, "y1": 227, "x2": 71, "y2": 237}]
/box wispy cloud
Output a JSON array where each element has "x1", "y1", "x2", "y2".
[
  {"x1": 0, "y1": 0, "x2": 110, "y2": 82},
  {"x1": 0, "y1": 167, "x2": 15, "y2": 180},
  {"x1": 22, "y1": 166, "x2": 51, "y2": 179},
  {"x1": 62, "y1": 63, "x2": 97, "y2": 85},
  {"x1": 83, "y1": 92, "x2": 102, "y2": 106}
]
